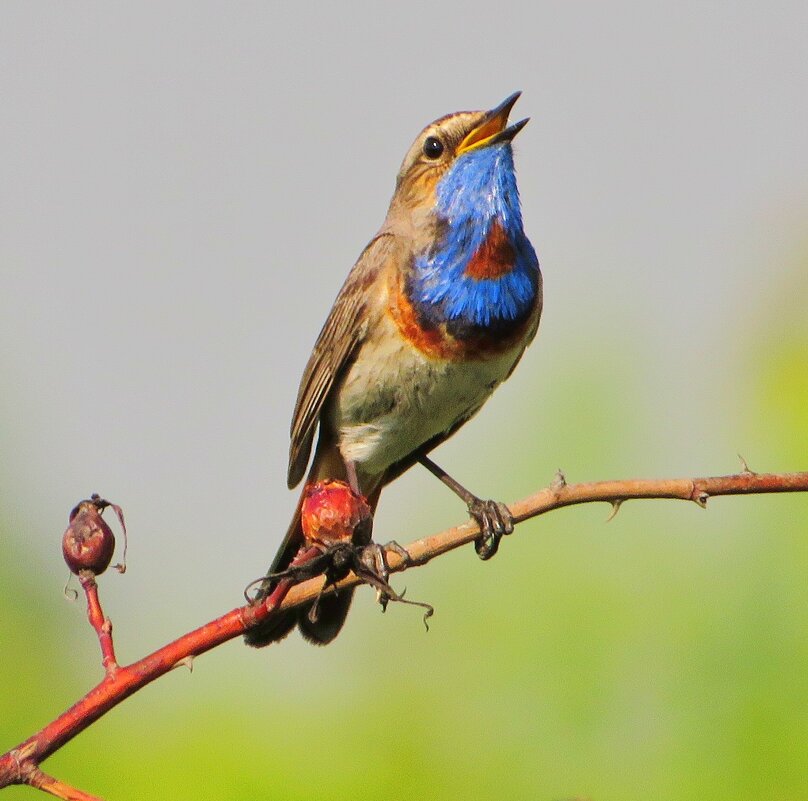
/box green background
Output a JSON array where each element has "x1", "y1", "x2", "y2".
[{"x1": 3, "y1": 271, "x2": 807, "y2": 799}]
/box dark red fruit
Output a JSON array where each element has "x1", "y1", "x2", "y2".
[
  {"x1": 63, "y1": 500, "x2": 116, "y2": 575},
  {"x1": 300, "y1": 480, "x2": 372, "y2": 548}
]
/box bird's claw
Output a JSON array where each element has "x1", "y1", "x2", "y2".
[
  {"x1": 355, "y1": 542, "x2": 432, "y2": 627},
  {"x1": 469, "y1": 499, "x2": 514, "y2": 560},
  {"x1": 264, "y1": 538, "x2": 430, "y2": 626},
  {"x1": 358, "y1": 541, "x2": 412, "y2": 610}
]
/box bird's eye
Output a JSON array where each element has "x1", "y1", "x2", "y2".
[{"x1": 423, "y1": 136, "x2": 444, "y2": 159}]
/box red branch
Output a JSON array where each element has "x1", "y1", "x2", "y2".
[
  {"x1": 1, "y1": 469, "x2": 807, "y2": 798},
  {"x1": 0, "y1": 545, "x2": 322, "y2": 798}
]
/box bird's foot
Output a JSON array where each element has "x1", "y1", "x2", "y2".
[
  {"x1": 354, "y1": 542, "x2": 432, "y2": 627},
  {"x1": 268, "y1": 539, "x2": 429, "y2": 627},
  {"x1": 267, "y1": 543, "x2": 354, "y2": 585},
  {"x1": 243, "y1": 546, "x2": 329, "y2": 604},
  {"x1": 357, "y1": 541, "x2": 411, "y2": 610},
  {"x1": 414, "y1": 456, "x2": 514, "y2": 561},
  {"x1": 468, "y1": 498, "x2": 514, "y2": 560}
]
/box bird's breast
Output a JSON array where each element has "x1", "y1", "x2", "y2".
[
  {"x1": 389, "y1": 277, "x2": 533, "y2": 360},
  {"x1": 389, "y1": 228, "x2": 541, "y2": 361},
  {"x1": 322, "y1": 209, "x2": 541, "y2": 485},
  {"x1": 327, "y1": 306, "x2": 527, "y2": 482}
]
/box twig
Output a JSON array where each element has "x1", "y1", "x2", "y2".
[
  {"x1": 0, "y1": 545, "x2": 322, "y2": 799},
  {"x1": 79, "y1": 573, "x2": 117, "y2": 674},
  {"x1": 279, "y1": 470, "x2": 808, "y2": 596},
  {"x1": 27, "y1": 769, "x2": 104, "y2": 801},
  {"x1": 1, "y1": 468, "x2": 807, "y2": 797}
]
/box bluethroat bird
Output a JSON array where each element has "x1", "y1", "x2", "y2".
[{"x1": 246, "y1": 92, "x2": 542, "y2": 646}]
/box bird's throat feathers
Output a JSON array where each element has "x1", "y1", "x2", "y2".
[{"x1": 405, "y1": 144, "x2": 539, "y2": 333}]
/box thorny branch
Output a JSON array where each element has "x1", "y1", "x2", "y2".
[{"x1": 1, "y1": 467, "x2": 807, "y2": 799}]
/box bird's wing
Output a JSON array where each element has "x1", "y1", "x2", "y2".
[{"x1": 287, "y1": 232, "x2": 398, "y2": 488}]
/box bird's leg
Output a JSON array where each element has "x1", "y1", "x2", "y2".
[
  {"x1": 417, "y1": 455, "x2": 513, "y2": 560},
  {"x1": 344, "y1": 459, "x2": 361, "y2": 496},
  {"x1": 267, "y1": 542, "x2": 355, "y2": 584}
]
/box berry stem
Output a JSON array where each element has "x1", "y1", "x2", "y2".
[{"x1": 79, "y1": 573, "x2": 117, "y2": 674}]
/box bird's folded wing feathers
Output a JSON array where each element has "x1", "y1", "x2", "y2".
[{"x1": 287, "y1": 232, "x2": 399, "y2": 488}]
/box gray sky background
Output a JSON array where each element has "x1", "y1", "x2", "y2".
[{"x1": 1, "y1": 3, "x2": 807, "y2": 648}]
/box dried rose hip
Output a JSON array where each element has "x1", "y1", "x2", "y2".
[
  {"x1": 63, "y1": 499, "x2": 116, "y2": 575},
  {"x1": 300, "y1": 480, "x2": 372, "y2": 548}
]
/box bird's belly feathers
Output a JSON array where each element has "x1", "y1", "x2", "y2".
[{"x1": 328, "y1": 313, "x2": 523, "y2": 482}]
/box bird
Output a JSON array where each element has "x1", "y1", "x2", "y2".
[{"x1": 245, "y1": 92, "x2": 542, "y2": 647}]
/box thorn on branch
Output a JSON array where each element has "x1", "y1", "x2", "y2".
[
  {"x1": 606, "y1": 500, "x2": 623, "y2": 522},
  {"x1": 737, "y1": 454, "x2": 756, "y2": 475},
  {"x1": 173, "y1": 656, "x2": 195, "y2": 673},
  {"x1": 552, "y1": 469, "x2": 567, "y2": 491}
]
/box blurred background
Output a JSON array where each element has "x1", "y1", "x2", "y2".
[{"x1": 2, "y1": 3, "x2": 807, "y2": 799}]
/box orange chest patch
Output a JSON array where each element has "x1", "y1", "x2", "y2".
[
  {"x1": 388, "y1": 279, "x2": 455, "y2": 359},
  {"x1": 387, "y1": 272, "x2": 534, "y2": 361},
  {"x1": 463, "y1": 221, "x2": 516, "y2": 280}
]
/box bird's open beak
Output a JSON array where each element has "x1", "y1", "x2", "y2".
[{"x1": 456, "y1": 91, "x2": 529, "y2": 155}]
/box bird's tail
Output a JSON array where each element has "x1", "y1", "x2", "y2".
[{"x1": 243, "y1": 490, "x2": 309, "y2": 647}]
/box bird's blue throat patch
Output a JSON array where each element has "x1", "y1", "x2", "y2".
[{"x1": 407, "y1": 143, "x2": 539, "y2": 331}]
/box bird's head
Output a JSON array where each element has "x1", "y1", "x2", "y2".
[{"x1": 390, "y1": 92, "x2": 529, "y2": 222}]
